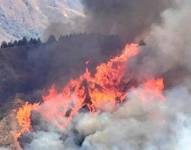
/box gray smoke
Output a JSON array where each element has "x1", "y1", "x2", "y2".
[
  {"x1": 43, "y1": 18, "x2": 86, "y2": 41},
  {"x1": 0, "y1": 148, "x2": 10, "y2": 150},
  {"x1": 23, "y1": 80, "x2": 191, "y2": 150},
  {"x1": 44, "y1": 0, "x2": 173, "y2": 42},
  {"x1": 21, "y1": 0, "x2": 191, "y2": 150},
  {"x1": 0, "y1": 33, "x2": 122, "y2": 105},
  {"x1": 81, "y1": 0, "x2": 173, "y2": 41},
  {"x1": 128, "y1": 0, "x2": 191, "y2": 86},
  {"x1": 146, "y1": 0, "x2": 191, "y2": 74}
]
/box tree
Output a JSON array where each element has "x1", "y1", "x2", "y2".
[
  {"x1": 18, "y1": 37, "x2": 28, "y2": 46},
  {"x1": 21, "y1": 37, "x2": 28, "y2": 45},
  {"x1": 29, "y1": 38, "x2": 42, "y2": 45},
  {"x1": 13, "y1": 40, "x2": 18, "y2": 46},
  {"x1": 1, "y1": 41, "x2": 8, "y2": 48},
  {"x1": 7, "y1": 42, "x2": 14, "y2": 47},
  {"x1": 47, "y1": 35, "x2": 56, "y2": 43}
]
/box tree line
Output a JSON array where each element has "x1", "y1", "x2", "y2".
[
  {"x1": 0, "y1": 33, "x2": 122, "y2": 49},
  {"x1": 0, "y1": 37, "x2": 41, "y2": 48}
]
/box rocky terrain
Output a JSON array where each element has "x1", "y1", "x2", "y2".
[{"x1": 0, "y1": 0, "x2": 84, "y2": 42}]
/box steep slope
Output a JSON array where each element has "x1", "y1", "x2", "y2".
[{"x1": 0, "y1": 0, "x2": 84, "y2": 42}]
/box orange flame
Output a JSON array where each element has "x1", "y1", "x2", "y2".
[
  {"x1": 15, "y1": 102, "x2": 39, "y2": 138},
  {"x1": 141, "y1": 78, "x2": 164, "y2": 101},
  {"x1": 16, "y1": 43, "x2": 165, "y2": 136},
  {"x1": 39, "y1": 44, "x2": 141, "y2": 128}
]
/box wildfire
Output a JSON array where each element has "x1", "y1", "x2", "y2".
[
  {"x1": 15, "y1": 43, "x2": 165, "y2": 138},
  {"x1": 132, "y1": 78, "x2": 165, "y2": 103},
  {"x1": 15, "y1": 103, "x2": 39, "y2": 138},
  {"x1": 38, "y1": 44, "x2": 140, "y2": 127}
]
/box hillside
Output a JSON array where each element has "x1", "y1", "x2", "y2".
[{"x1": 0, "y1": 0, "x2": 84, "y2": 42}]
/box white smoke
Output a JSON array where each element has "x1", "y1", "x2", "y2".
[
  {"x1": 0, "y1": 148, "x2": 11, "y2": 150},
  {"x1": 176, "y1": 115, "x2": 191, "y2": 150},
  {"x1": 22, "y1": 0, "x2": 191, "y2": 149},
  {"x1": 23, "y1": 80, "x2": 191, "y2": 150},
  {"x1": 25, "y1": 132, "x2": 65, "y2": 150}
]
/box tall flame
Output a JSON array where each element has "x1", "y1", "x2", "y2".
[
  {"x1": 15, "y1": 103, "x2": 39, "y2": 138},
  {"x1": 16, "y1": 43, "x2": 165, "y2": 137}
]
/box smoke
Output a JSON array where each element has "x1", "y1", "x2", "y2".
[
  {"x1": 21, "y1": 80, "x2": 191, "y2": 150},
  {"x1": 0, "y1": 34, "x2": 122, "y2": 104},
  {"x1": 125, "y1": 0, "x2": 191, "y2": 88},
  {"x1": 19, "y1": 0, "x2": 191, "y2": 149},
  {"x1": 81, "y1": 0, "x2": 172, "y2": 41},
  {"x1": 43, "y1": 18, "x2": 86, "y2": 41},
  {"x1": 44, "y1": 0, "x2": 173, "y2": 42},
  {"x1": 176, "y1": 117, "x2": 191, "y2": 150},
  {"x1": 25, "y1": 132, "x2": 65, "y2": 150},
  {"x1": 150, "y1": 0, "x2": 191, "y2": 71},
  {"x1": 0, "y1": 148, "x2": 10, "y2": 150}
]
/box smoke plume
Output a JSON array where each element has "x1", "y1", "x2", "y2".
[
  {"x1": 19, "y1": 0, "x2": 191, "y2": 150},
  {"x1": 146, "y1": 0, "x2": 191, "y2": 74},
  {"x1": 44, "y1": 0, "x2": 173, "y2": 42},
  {"x1": 0, "y1": 34, "x2": 122, "y2": 105},
  {"x1": 81, "y1": 0, "x2": 172, "y2": 41},
  {"x1": 22, "y1": 81, "x2": 191, "y2": 150},
  {"x1": 128, "y1": 0, "x2": 191, "y2": 86}
]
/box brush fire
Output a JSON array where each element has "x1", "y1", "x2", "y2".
[
  {"x1": 1, "y1": 0, "x2": 191, "y2": 150},
  {"x1": 13, "y1": 43, "x2": 166, "y2": 149}
]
